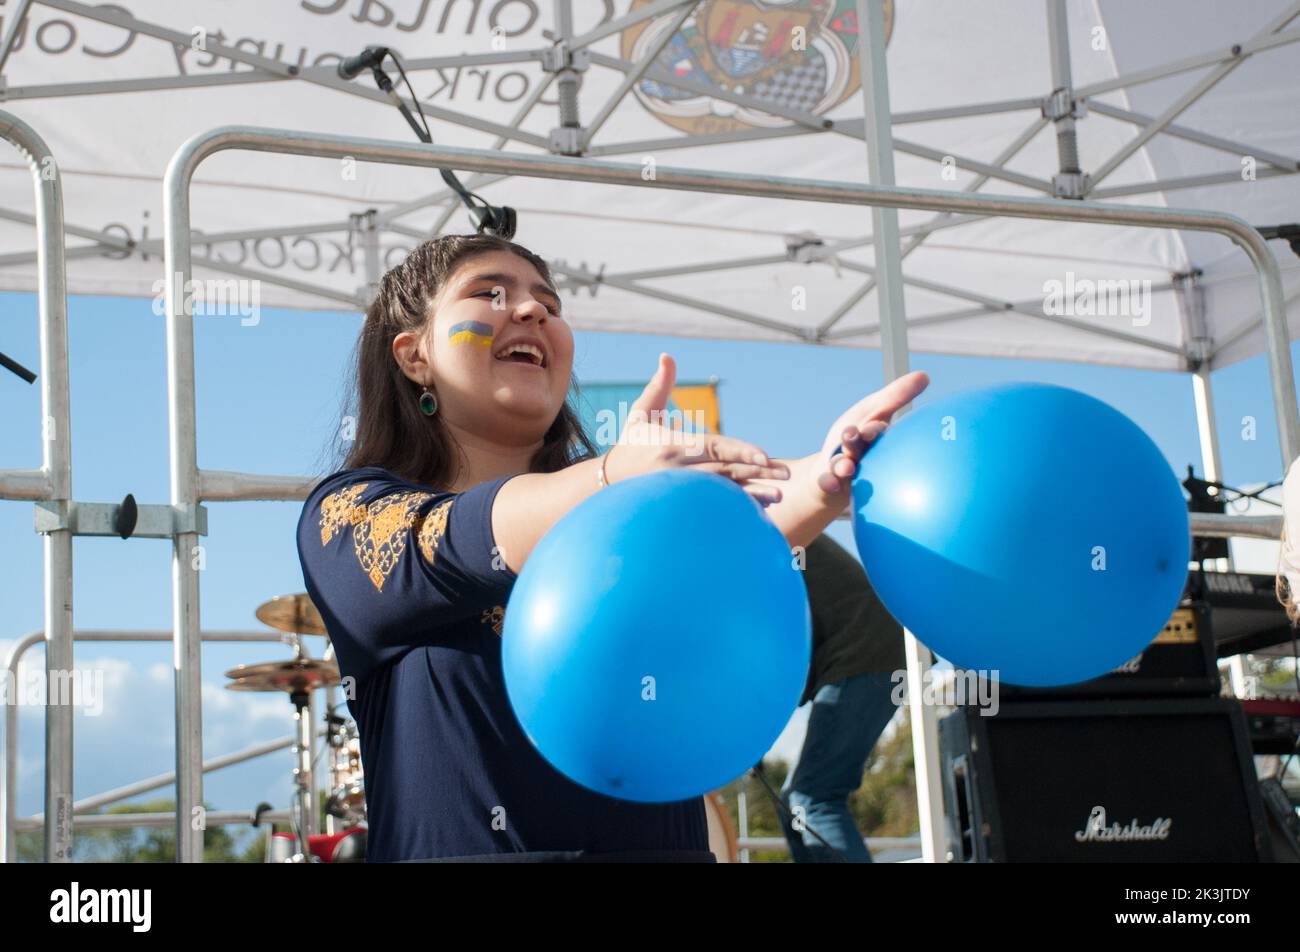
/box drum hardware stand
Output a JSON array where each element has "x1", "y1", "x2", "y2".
[
  {"x1": 226, "y1": 600, "x2": 344, "y2": 862},
  {"x1": 287, "y1": 685, "x2": 317, "y2": 863}
]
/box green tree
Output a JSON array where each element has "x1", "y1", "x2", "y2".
[
  {"x1": 15, "y1": 799, "x2": 265, "y2": 862},
  {"x1": 1258, "y1": 656, "x2": 1299, "y2": 694}
]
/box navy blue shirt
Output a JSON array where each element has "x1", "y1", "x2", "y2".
[{"x1": 296, "y1": 466, "x2": 708, "y2": 861}]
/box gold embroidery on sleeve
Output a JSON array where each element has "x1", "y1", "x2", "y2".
[
  {"x1": 481, "y1": 605, "x2": 505, "y2": 637},
  {"x1": 418, "y1": 499, "x2": 452, "y2": 563},
  {"x1": 318, "y1": 484, "x2": 454, "y2": 594},
  {"x1": 319, "y1": 483, "x2": 369, "y2": 546}
]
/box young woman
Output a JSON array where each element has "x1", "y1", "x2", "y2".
[{"x1": 296, "y1": 233, "x2": 929, "y2": 862}]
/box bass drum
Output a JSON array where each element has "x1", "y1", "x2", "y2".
[{"x1": 704, "y1": 792, "x2": 739, "y2": 863}]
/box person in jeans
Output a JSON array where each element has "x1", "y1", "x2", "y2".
[{"x1": 778, "y1": 532, "x2": 906, "y2": 863}]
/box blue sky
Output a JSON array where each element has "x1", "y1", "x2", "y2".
[{"x1": 1, "y1": 288, "x2": 1294, "y2": 835}]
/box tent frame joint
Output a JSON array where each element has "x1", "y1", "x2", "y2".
[
  {"x1": 542, "y1": 25, "x2": 591, "y2": 157},
  {"x1": 1041, "y1": 87, "x2": 1087, "y2": 123}
]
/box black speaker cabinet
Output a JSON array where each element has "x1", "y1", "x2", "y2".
[
  {"x1": 977, "y1": 606, "x2": 1220, "y2": 701},
  {"x1": 939, "y1": 697, "x2": 1272, "y2": 862}
]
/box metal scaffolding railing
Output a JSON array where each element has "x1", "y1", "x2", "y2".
[
  {"x1": 159, "y1": 124, "x2": 1299, "y2": 863},
  {"x1": 0, "y1": 108, "x2": 72, "y2": 862},
  {"x1": 1, "y1": 628, "x2": 306, "y2": 862}
]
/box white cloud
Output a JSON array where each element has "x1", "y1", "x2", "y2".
[{"x1": 5, "y1": 654, "x2": 300, "y2": 818}]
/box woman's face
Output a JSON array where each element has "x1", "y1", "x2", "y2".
[{"x1": 405, "y1": 250, "x2": 574, "y2": 443}]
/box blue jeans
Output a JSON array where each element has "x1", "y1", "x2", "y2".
[{"x1": 778, "y1": 671, "x2": 899, "y2": 863}]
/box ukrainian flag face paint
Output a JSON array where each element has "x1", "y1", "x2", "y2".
[
  {"x1": 448, "y1": 319, "x2": 495, "y2": 349},
  {"x1": 427, "y1": 250, "x2": 574, "y2": 436}
]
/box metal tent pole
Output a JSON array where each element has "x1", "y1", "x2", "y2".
[
  {"x1": 1192, "y1": 364, "x2": 1248, "y2": 704},
  {"x1": 0, "y1": 0, "x2": 32, "y2": 75},
  {"x1": 0, "y1": 109, "x2": 73, "y2": 862},
  {"x1": 162, "y1": 146, "x2": 205, "y2": 864},
  {"x1": 854, "y1": 0, "x2": 945, "y2": 865},
  {"x1": 356, "y1": 209, "x2": 381, "y2": 305},
  {"x1": 1045, "y1": 0, "x2": 1088, "y2": 199},
  {"x1": 1192, "y1": 367, "x2": 1231, "y2": 561},
  {"x1": 1177, "y1": 270, "x2": 1233, "y2": 573},
  {"x1": 1199, "y1": 358, "x2": 1252, "y2": 695}
]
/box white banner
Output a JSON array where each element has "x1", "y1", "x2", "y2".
[{"x1": 0, "y1": 0, "x2": 1296, "y2": 370}]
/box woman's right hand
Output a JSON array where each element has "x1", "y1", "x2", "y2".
[{"x1": 603, "y1": 354, "x2": 790, "y2": 506}]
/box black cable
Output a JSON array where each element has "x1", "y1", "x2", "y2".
[
  {"x1": 383, "y1": 56, "x2": 484, "y2": 212},
  {"x1": 0, "y1": 348, "x2": 36, "y2": 383},
  {"x1": 1190, "y1": 473, "x2": 1283, "y2": 512},
  {"x1": 748, "y1": 761, "x2": 850, "y2": 863},
  {"x1": 1224, "y1": 482, "x2": 1284, "y2": 513},
  {"x1": 365, "y1": 50, "x2": 516, "y2": 238},
  {"x1": 389, "y1": 54, "x2": 432, "y2": 142}
]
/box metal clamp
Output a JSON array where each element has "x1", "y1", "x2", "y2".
[
  {"x1": 1052, "y1": 170, "x2": 1092, "y2": 200},
  {"x1": 1041, "y1": 87, "x2": 1087, "y2": 121},
  {"x1": 539, "y1": 44, "x2": 590, "y2": 75},
  {"x1": 34, "y1": 497, "x2": 209, "y2": 538}
]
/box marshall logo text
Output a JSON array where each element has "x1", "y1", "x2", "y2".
[{"x1": 1074, "y1": 805, "x2": 1172, "y2": 843}]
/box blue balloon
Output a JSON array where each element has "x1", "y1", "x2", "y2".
[
  {"x1": 503, "y1": 468, "x2": 811, "y2": 803},
  {"x1": 851, "y1": 383, "x2": 1189, "y2": 687}
]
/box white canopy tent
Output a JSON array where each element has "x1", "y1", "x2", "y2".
[
  {"x1": 1, "y1": 0, "x2": 1298, "y2": 863},
  {"x1": 0, "y1": 0, "x2": 1297, "y2": 371}
]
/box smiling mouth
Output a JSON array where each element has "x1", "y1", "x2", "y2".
[
  {"x1": 495, "y1": 354, "x2": 546, "y2": 369},
  {"x1": 492, "y1": 343, "x2": 548, "y2": 368}
]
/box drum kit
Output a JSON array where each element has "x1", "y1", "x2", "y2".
[
  {"x1": 229, "y1": 593, "x2": 367, "y2": 863},
  {"x1": 236, "y1": 591, "x2": 739, "y2": 863}
]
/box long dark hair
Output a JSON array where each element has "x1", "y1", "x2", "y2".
[{"x1": 325, "y1": 234, "x2": 597, "y2": 489}]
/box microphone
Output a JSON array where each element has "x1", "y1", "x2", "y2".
[{"x1": 337, "y1": 45, "x2": 390, "y2": 80}]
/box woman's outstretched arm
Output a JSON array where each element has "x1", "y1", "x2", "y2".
[
  {"x1": 492, "y1": 354, "x2": 791, "y2": 574},
  {"x1": 750, "y1": 371, "x2": 931, "y2": 551}
]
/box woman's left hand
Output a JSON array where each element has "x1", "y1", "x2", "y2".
[{"x1": 812, "y1": 370, "x2": 930, "y2": 502}]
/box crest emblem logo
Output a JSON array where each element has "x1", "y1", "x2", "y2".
[{"x1": 620, "y1": 0, "x2": 894, "y2": 134}]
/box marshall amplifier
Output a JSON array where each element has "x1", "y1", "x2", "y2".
[
  {"x1": 968, "y1": 604, "x2": 1220, "y2": 701},
  {"x1": 939, "y1": 697, "x2": 1272, "y2": 862},
  {"x1": 965, "y1": 571, "x2": 1296, "y2": 701}
]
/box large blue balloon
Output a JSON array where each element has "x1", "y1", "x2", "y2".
[
  {"x1": 851, "y1": 383, "x2": 1189, "y2": 687},
  {"x1": 503, "y1": 468, "x2": 811, "y2": 802}
]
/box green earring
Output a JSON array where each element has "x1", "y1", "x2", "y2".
[{"x1": 419, "y1": 386, "x2": 438, "y2": 416}]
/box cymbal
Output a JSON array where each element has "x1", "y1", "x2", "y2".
[
  {"x1": 224, "y1": 657, "x2": 340, "y2": 693},
  {"x1": 255, "y1": 593, "x2": 327, "y2": 636}
]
